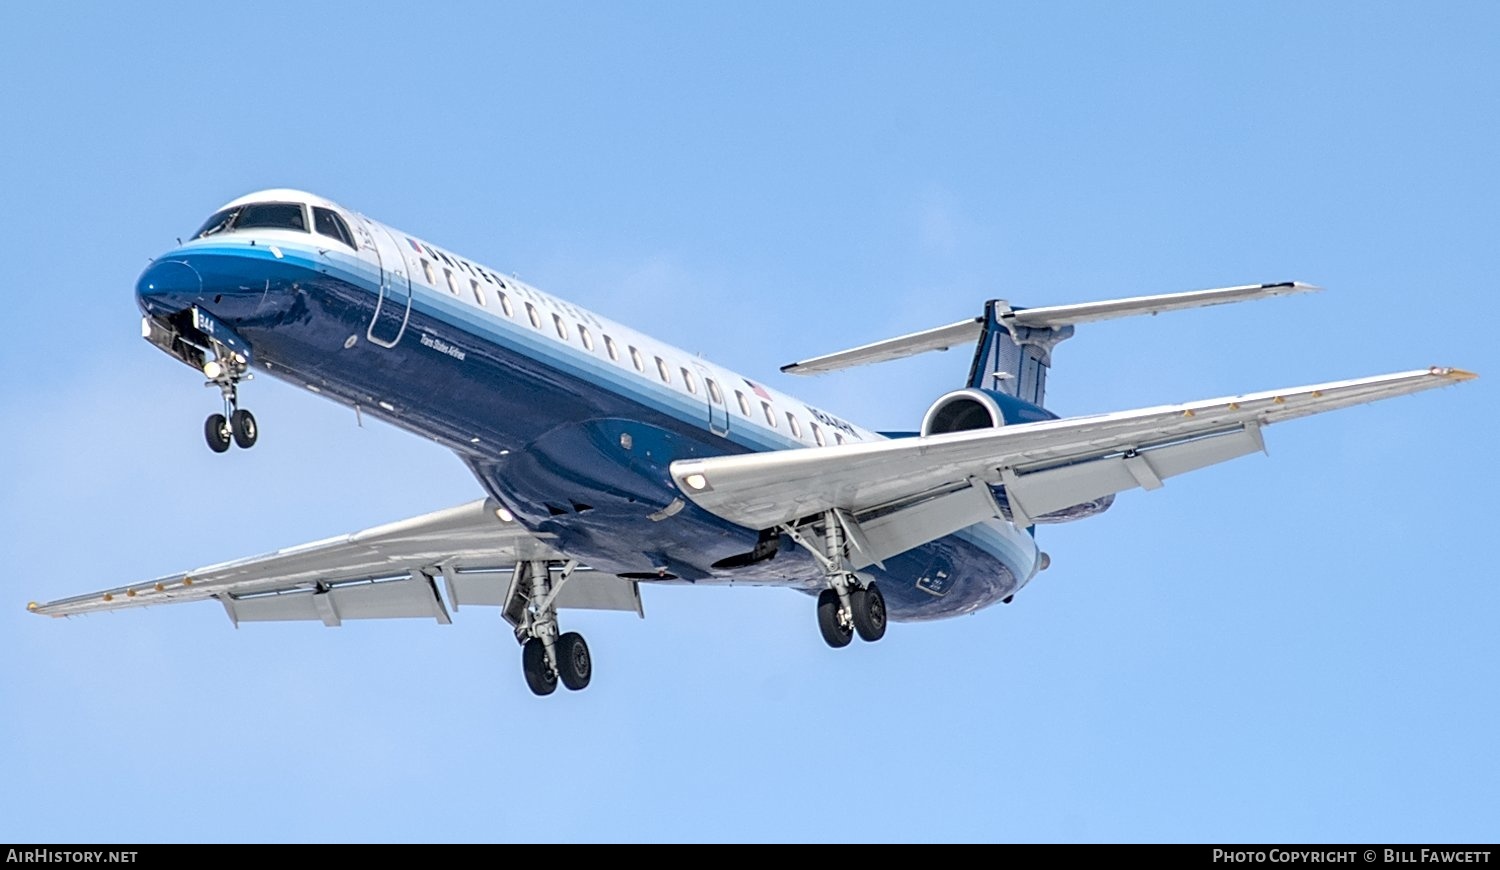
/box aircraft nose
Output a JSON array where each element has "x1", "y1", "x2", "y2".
[{"x1": 136, "y1": 259, "x2": 203, "y2": 316}]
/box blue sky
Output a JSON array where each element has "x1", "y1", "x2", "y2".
[{"x1": 1, "y1": 2, "x2": 1495, "y2": 843}]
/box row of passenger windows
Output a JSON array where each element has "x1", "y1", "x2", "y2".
[{"x1": 414, "y1": 255, "x2": 847, "y2": 446}]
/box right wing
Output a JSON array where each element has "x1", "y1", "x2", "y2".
[
  {"x1": 29, "y1": 498, "x2": 642, "y2": 624},
  {"x1": 671, "y1": 368, "x2": 1474, "y2": 565}
]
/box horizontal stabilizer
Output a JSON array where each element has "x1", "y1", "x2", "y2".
[
  {"x1": 781, "y1": 282, "x2": 1318, "y2": 376},
  {"x1": 1006, "y1": 281, "x2": 1318, "y2": 328}
]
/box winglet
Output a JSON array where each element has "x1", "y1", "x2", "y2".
[
  {"x1": 1436, "y1": 367, "x2": 1479, "y2": 381},
  {"x1": 26, "y1": 601, "x2": 37, "y2": 613}
]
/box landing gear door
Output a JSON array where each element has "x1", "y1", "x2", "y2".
[
  {"x1": 693, "y1": 363, "x2": 730, "y2": 437},
  {"x1": 358, "y1": 218, "x2": 412, "y2": 348}
]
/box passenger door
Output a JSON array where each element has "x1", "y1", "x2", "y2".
[
  {"x1": 694, "y1": 364, "x2": 730, "y2": 437},
  {"x1": 359, "y1": 218, "x2": 412, "y2": 348}
]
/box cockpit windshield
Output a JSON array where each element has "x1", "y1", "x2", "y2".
[{"x1": 194, "y1": 202, "x2": 309, "y2": 239}]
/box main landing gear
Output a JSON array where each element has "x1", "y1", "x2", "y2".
[
  {"x1": 783, "y1": 510, "x2": 889, "y2": 649},
  {"x1": 201, "y1": 353, "x2": 257, "y2": 454},
  {"x1": 504, "y1": 560, "x2": 592, "y2": 696}
]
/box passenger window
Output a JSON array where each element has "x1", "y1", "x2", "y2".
[
  {"x1": 578, "y1": 325, "x2": 594, "y2": 351},
  {"x1": 786, "y1": 413, "x2": 802, "y2": 437},
  {"x1": 312, "y1": 207, "x2": 356, "y2": 248},
  {"x1": 811, "y1": 422, "x2": 825, "y2": 446},
  {"x1": 526, "y1": 303, "x2": 542, "y2": 329},
  {"x1": 421, "y1": 259, "x2": 435, "y2": 284},
  {"x1": 834, "y1": 432, "x2": 846, "y2": 445},
  {"x1": 444, "y1": 269, "x2": 458, "y2": 295},
  {"x1": 234, "y1": 202, "x2": 307, "y2": 232},
  {"x1": 681, "y1": 368, "x2": 698, "y2": 394},
  {"x1": 629, "y1": 346, "x2": 645, "y2": 372},
  {"x1": 736, "y1": 391, "x2": 751, "y2": 416},
  {"x1": 706, "y1": 378, "x2": 724, "y2": 405},
  {"x1": 655, "y1": 357, "x2": 672, "y2": 383},
  {"x1": 762, "y1": 402, "x2": 777, "y2": 427},
  {"x1": 604, "y1": 335, "x2": 620, "y2": 361},
  {"x1": 497, "y1": 290, "x2": 513, "y2": 317},
  {"x1": 470, "y1": 279, "x2": 486, "y2": 306},
  {"x1": 553, "y1": 313, "x2": 569, "y2": 340}
]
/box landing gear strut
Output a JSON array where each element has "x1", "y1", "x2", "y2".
[
  {"x1": 202, "y1": 350, "x2": 257, "y2": 453},
  {"x1": 504, "y1": 560, "x2": 592, "y2": 696},
  {"x1": 783, "y1": 510, "x2": 889, "y2": 649}
]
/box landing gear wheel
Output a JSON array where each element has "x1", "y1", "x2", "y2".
[
  {"x1": 230, "y1": 409, "x2": 258, "y2": 449},
  {"x1": 521, "y1": 637, "x2": 557, "y2": 696},
  {"x1": 204, "y1": 413, "x2": 231, "y2": 453},
  {"x1": 556, "y1": 631, "x2": 592, "y2": 691},
  {"x1": 851, "y1": 582, "x2": 887, "y2": 642},
  {"x1": 817, "y1": 588, "x2": 853, "y2": 648}
]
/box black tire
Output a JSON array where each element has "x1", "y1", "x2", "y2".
[
  {"x1": 557, "y1": 631, "x2": 592, "y2": 691},
  {"x1": 230, "y1": 409, "x2": 258, "y2": 449},
  {"x1": 851, "y1": 582, "x2": 887, "y2": 642},
  {"x1": 204, "y1": 413, "x2": 231, "y2": 453},
  {"x1": 817, "y1": 588, "x2": 853, "y2": 648},
  {"x1": 521, "y1": 637, "x2": 557, "y2": 696}
]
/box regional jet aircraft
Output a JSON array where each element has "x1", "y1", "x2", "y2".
[{"x1": 30, "y1": 189, "x2": 1474, "y2": 695}]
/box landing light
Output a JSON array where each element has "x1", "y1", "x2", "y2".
[
  {"x1": 495, "y1": 506, "x2": 515, "y2": 523},
  {"x1": 202, "y1": 360, "x2": 223, "y2": 380},
  {"x1": 684, "y1": 473, "x2": 708, "y2": 491}
]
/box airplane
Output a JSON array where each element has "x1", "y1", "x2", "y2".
[{"x1": 29, "y1": 188, "x2": 1475, "y2": 696}]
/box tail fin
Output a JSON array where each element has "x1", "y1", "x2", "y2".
[
  {"x1": 782, "y1": 282, "x2": 1318, "y2": 407},
  {"x1": 968, "y1": 299, "x2": 1067, "y2": 404}
]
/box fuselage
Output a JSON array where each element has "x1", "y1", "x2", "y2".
[{"x1": 136, "y1": 189, "x2": 1040, "y2": 619}]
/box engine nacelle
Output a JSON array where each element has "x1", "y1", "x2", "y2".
[
  {"x1": 920, "y1": 389, "x2": 1109, "y2": 525},
  {"x1": 920, "y1": 388, "x2": 1055, "y2": 437}
]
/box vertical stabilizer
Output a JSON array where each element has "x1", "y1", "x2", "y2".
[{"x1": 966, "y1": 300, "x2": 1074, "y2": 406}]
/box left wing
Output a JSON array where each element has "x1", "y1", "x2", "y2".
[
  {"x1": 29, "y1": 498, "x2": 641, "y2": 624},
  {"x1": 671, "y1": 368, "x2": 1474, "y2": 565}
]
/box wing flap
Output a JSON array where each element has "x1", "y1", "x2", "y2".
[
  {"x1": 446, "y1": 569, "x2": 642, "y2": 615},
  {"x1": 672, "y1": 367, "x2": 1474, "y2": 531},
  {"x1": 221, "y1": 572, "x2": 451, "y2": 627},
  {"x1": 847, "y1": 482, "x2": 1002, "y2": 569},
  {"x1": 1001, "y1": 426, "x2": 1264, "y2": 526}
]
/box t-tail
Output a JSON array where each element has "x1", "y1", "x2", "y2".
[{"x1": 781, "y1": 281, "x2": 1320, "y2": 410}]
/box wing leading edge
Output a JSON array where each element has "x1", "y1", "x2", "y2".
[{"x1": 671, "y1": 367, "x2": 1476, "y2": 533}]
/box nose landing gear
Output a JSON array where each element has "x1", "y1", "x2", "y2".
[{"x1": 202, "y1": 353, "x2": 257, "y2": 453}]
